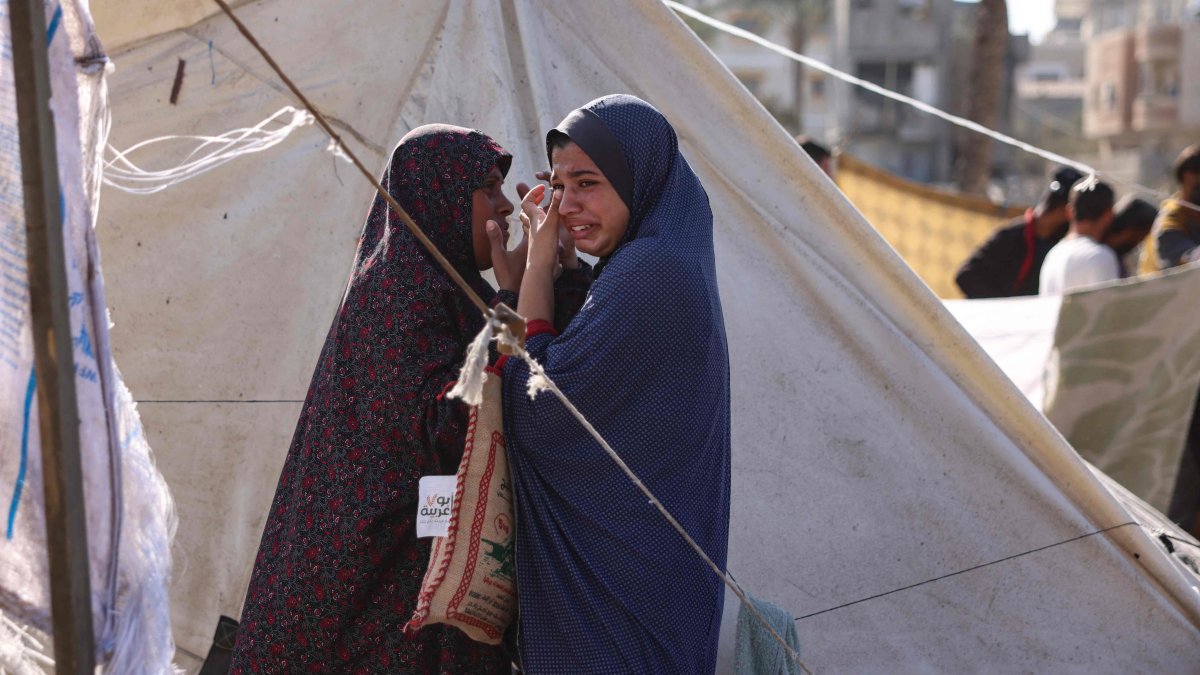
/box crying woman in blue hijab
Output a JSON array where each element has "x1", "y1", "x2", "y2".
[{"x1": 500, "y1": 95, "x2": 731, "y2": 674}]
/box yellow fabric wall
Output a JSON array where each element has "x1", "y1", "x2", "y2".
[{"x1": 837, "y1": 155, "x2": 1027, "y2": 298}]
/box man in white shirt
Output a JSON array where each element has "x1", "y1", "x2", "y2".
[{"x1": 1039, "y1": 178, "x2": 1119, "y2": 295}]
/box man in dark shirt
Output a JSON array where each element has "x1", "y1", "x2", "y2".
[
  {"x1": 796, "y1": 135, "x2": 834, "y2": 178},
  {"x1": 955, "y1": 167, "x2": 1084, "y2": 298}
]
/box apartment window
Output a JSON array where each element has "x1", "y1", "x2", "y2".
[
  {"x1": 1102, "y1": 82, "x2": 1117, "y2": 111},
  {"x1": 728, "y1": 10, "x2": 763, "y2": 34},
  {"x1": 810, "y1": 76, "x2": 827, "y2": 101},
  {"x1": 1158, "y1": 61, "x2": 1180, "y2": 97},
  {"x1": 1140, "y1": 60, "x2": 1181, "y2": 98},
  {"x1": 898, "y1": 0, "x2": 928, "y2": 18},
  {"x1": 1154, "y1": 0, "x2": 1176, "y2": 22},
  {"x1": 855, "y1": 61, "x2": 915, "y2": 126}
]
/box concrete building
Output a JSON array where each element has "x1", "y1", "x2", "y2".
[
  {"x1": 1014, "y1": 0, "x2": 1089, "y2": 151},
  {"x1": 1082, "y1": 0, "x2": 1200, "y2": 190},
  {"x1": 681, "y1": 2, "x2": 835, "y2": 138},
  {"x1": 692, "y1": 0, "x2": 1027, "y2": 186},
  {"x1": 832, "y1": 0, "x2": 969, "y2": 183}
]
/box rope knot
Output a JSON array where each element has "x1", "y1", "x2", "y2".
[{"x1": 447, "y1": 303, "x2": 526, "y2": 406}]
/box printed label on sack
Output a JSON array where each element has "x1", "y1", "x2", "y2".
[{"x1": 416, "y1": 476, "x2": 457, "y2": 538}]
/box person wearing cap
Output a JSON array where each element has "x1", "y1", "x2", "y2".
[
  {"x1": 955, "y1": 166, "x2": 1083, "y2": 298},
  {"x1": 1138, "y1": 144, "x2": 1200, "y2": 274}
]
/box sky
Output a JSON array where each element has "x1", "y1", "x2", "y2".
[{"x1": 1004, "y1": 0, "x2": 1058, "y2": 42}]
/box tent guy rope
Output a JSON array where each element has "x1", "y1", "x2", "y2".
[
  {"x1": 205, "y1": 2, "x2": 1188, "y2": 671},
  {"x1": 208, "y1": 1, "x2": 816, "y2": 667},
  {"x1": 209, "y1": 0, "x2": 813, "y2": 669},
  {"x1": 665, "y1": 0, "x2": 1200, "y2": 217},
  {"x1": 210, "y1": 0, "x2": 501, "y2": 320}
]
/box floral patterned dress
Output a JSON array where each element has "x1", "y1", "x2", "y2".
[{"x1": 230, "y1": 125, "x2": 512, "y2": 674}]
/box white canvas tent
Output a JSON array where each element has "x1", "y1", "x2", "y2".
[{"x1": 76, "y1": 0, "x2": 1200, "y2": 671}]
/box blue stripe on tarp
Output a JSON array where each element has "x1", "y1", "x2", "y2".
[
  {"x1": 46, "y1": 4, "x2": 63, "y2": 44},
  {"x1": 7, "y1": 368, "x2": 38, "y2": 540}
]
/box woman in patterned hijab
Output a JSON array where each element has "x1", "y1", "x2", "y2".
[
  {"x1": 231, "y1": 125, "x2": 518, "y2": 673},
  {"x1": 501, "y1": 95, "x2": 731, "y2": 673}
]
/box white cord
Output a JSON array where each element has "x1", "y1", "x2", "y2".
[
  {"x1": 665, "y1": 0, "x2": 1200, "y2": 215},
  {"x1": 101, "y1": 106, "x2": 312, "y2": 195}
]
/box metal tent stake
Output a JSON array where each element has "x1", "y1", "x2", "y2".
[{"x1": 8, "y1": 0, "x2": 96, "y2": 671}]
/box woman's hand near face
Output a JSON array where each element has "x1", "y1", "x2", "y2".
[
  {"x1": 487, "y1": 218, "x2": 527, "y2": 293},
  {"x1": 514, "y1": 170, "x2": 549, "y2": 201},
  {"x1": 521, "y1": 185, "x2": 562, "y2": 272},
  {"x1": 518, "y1": 174, "x2": 577, "y2": 272},
  {"x1": 516, "y1": 184, "x2": 562, "y2": 324}
]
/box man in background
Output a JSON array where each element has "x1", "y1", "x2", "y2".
[
  {"x1": 1140, "y1": 144, "x2": 1200, "y2": 274},
  {"x1": 955, "y1": 167, "x2": 1083, "y2": 298},
  {"x1": 1103, "y1": 196, "x2": 1157, "y2": 277},
  {"x1": 1039, "y1": 178, "x2": 1118, "y2": 295},
  {"x1": 796, "y1": 135, "x2": 833, "y2": 178}
]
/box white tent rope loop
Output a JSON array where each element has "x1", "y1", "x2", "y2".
[{"x1": 101, "y1": 106, "x2": 312, "y2": 195}]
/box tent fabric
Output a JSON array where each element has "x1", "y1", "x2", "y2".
[
  {"x1": 951, "y1": 266, "x2": 1200, "y2": 514},
  {"x1": 836, "y1": 154, "x2": 1026, "y2": 299},
  {"x1": 87, "y1": 0, "x2": 1200, "y2": 671},
  {"x1": 0, "y1": 0, "x2": 175, "y2": 671}
]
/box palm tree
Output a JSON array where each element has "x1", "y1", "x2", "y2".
[{"x1": 957, "y1": 0, "x2": 1009, "y2": 196}]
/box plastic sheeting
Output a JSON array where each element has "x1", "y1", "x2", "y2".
[
  {"x1": 952, "y1": 266, "x2": 1200, "y2": 515},
  {"x1": 0, "y1": 0, "x2": 175, "y2": 671},
  {"x1": 89, "y1": 0, "x2": 1200, "y2": 671},
  {"x1": 944, "y1": 295, "x2": 1061, "y2": 410}
]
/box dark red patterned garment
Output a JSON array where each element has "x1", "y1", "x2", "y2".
[{"x1": 230, "y1": 126, "x2": 512, "y2": 674}]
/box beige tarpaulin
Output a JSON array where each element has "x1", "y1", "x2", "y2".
[
  {"x1": 837, "y1": 153, "x2": 1026, "y2": 298},
  {"x1": 89, "y1": 0, "x2": 1199, "y2": 672}
]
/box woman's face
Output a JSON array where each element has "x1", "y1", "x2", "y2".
[
  {"x1": 471, "y1": 166, "x2": 514, "y2": 270},
  {"x1": 550, "y1": 142, "x2": 630, "y2": 258}
]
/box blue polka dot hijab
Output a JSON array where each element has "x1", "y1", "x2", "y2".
[{"x1": 502, "y1": 95, "x2": 731, "y2": 673}]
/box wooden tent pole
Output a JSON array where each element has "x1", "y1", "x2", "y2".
[{"x1": 8, "y1": 0, "x2": 96, "y2": 671}]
